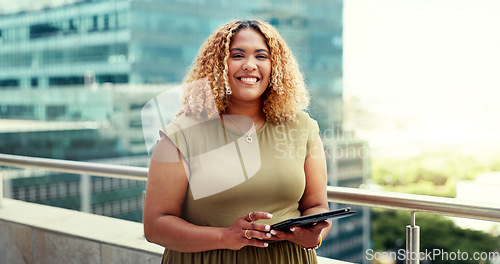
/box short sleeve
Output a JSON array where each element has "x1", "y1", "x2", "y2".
[
  {"x1": 300, "y1": 112, "x2": 320, "y2": 157},
  {"x1": 159, "y1": 121, "x2": 190, "y2": 164}
]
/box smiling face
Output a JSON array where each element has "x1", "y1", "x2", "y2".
[{"x1": 227, "y1": 28, "x2": 272, "y2": 105}]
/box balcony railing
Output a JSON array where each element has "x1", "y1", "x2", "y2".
[{"x1": 1, "y1": 153, "x2": 500, "y2": 264}]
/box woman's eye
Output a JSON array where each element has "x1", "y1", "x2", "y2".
[
  {"x1": 231, "y1": 54, "x2": 244, "y2": 58},
  {"x1": 257, "y1": 55, "x2": 268, "y2": 59}
]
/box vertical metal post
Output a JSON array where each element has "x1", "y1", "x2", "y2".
[
  {"x1": 80, "y1": 174, "x2": 91, "y2": 213},
  {"x1": 406, "y1": 211, "x2": 420, "y2": 264},
  {"x1": 3, "y1": 171, "x2": 11, "y2": 199}
]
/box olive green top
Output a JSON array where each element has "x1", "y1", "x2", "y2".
[{"x1": 160, "y1": 111, "x2": 320, "y2": 264}]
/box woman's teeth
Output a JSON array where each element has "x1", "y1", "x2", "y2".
[{"x1": 240, "y1": 77, "x2": 258, "y2": 83}]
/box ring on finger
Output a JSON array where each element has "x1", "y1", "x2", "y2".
[
  {"x1": 248, "y1": 212, "x2": 254, "y2": 222},
  {"x1": 244, "y1": 229, "x2": 252, "y2": 240}
]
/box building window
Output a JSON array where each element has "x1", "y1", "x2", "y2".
[
  {"x1": 104, "y1": 15, "x2": 110, "y2": 30},
  {"x1": 129, "y1": 117, "x2": 142, "y2": 128},
  {"x1": 69, "y1": 19, "x2": 77, "y2": 31},
  {"x1": 96, "y1": 74, "x2": 128, "y2": 84},
  {"x1": 30, "y1": 23, "x2": 60, "y2": 39},
  {"x1": 0, "y1": 79, "x2": 20, "y2": 88},
  {"x1": 46, "y1": 105, "x2": 66, "y2": 120},
  {"x1": 31, "y1": 78, "x2": 38, "y2": 88},
  {"x1": 1, "y1": 105, "x2": 34, "y2": 119},
  {"x1": 92, "y1": 16, "x2": 98, "y2": 31},
  {"x1": 1, "y1": 52, "x2": 32, "y2": 67},
  {"x1": 49, "y1": 76, "x2": 84, "y2": 86}
]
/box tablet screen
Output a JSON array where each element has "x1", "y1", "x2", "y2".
[{"x1": 270, "y1": 207, "x2": 356, "y2": 231}]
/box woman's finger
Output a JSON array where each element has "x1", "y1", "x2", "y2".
[
  {"x1": 242, "y1": 221, "x2": 272, "y2": 240},
  {"x1": 246, "y1": 211, "x2": 273, "y2": 222},
  {"x1": 270, "y1": 220, "x2": 330, "y2": 241},
  {"x1": 243, "y1": 228, "x2": 273, "y2": 240},
  {"x1": 245, "y1": 221, "x2": 271, "y2": 232},
  {"x1": 245, "y1": 238, "x2": 269, "y2": 248}
]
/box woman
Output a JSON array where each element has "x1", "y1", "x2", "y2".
[{"x1": 143, "y1": 19, "x2": 331, "y2": 264}]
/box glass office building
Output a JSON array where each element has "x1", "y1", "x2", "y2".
[
  {"x1": 320, "y1": 139, "x2": 371, "y2": 263},
  {"x1": 0, "y1": 0, "x2": 343, "y2": 127},
  {"x1": 0, "y1": 0, "x2": 369, "y2": 262}
]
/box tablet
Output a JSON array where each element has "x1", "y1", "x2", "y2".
[{"x1": 270, "y1": 207, "x2": 357, "y2": 231}]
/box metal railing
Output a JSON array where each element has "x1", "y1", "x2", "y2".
[
  {"x1": 0, "y1": 153, "x2": 148, "y2": 181},
  {"x1": 1, "y1": 153, "x2": 500, "y2": 264},
  {"x1": 327, "y1": 185, "x2": 500, "y2": 222}
]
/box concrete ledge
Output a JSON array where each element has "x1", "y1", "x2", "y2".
[
  {"x1": 0, "y1": 198, "x2": 163, "y2": 264},
  {"x1": 0, "y1": 198, "x2": 350, "y2": 264}
]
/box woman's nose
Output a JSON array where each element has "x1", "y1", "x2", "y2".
[{"x1": 242, "y1": 57, "x2": 257, "y2": 71}]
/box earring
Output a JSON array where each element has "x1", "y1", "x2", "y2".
[{"x1": 225, "y1": 79, "x2": 232, "y2": 95}]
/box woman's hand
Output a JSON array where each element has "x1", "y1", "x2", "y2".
[
  {"x1": 269, "y1": 220, "x2": 330, "y2": 249},
  {"x1": 220, "y1": 212, "x2": 274, "y2": 250}
]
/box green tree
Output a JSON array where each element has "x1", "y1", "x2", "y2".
[{"x1": 371, "y1": 150, "x2": 497, "y2": 198}]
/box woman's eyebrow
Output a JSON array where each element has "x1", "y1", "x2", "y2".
[
  {"x1": 230, "y1": 48, "x2": 269, "y2": 53},
  {"x1": 230, "y1": 48, "x2": 246, "y2": 53}
]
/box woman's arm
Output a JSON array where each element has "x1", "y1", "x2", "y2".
[
  {"x1": 143, "y1": 136, "x2": 272, "y2": 252},
  {"x1": 270, "y1": 135, "x2": 331, "y2": 248}
]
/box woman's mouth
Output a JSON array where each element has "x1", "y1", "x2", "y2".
[{"x1": 237, "y1": 77, "x2": 260, "y2": 84}]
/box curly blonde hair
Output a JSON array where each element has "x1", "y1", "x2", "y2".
[{"x1": 179, "y1": 19, "x2": 309, "y2": 125}]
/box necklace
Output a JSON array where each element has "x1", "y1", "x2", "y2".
[{"x1": 225, "y1": 114, "x2": 263, "y2": 143}]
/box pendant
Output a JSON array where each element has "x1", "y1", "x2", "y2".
[{"x1": 245, "y1": 136, "x2": 253, "y2": 143}]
